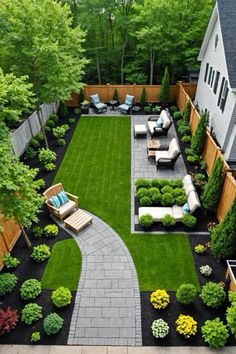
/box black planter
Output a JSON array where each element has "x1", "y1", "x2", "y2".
[{"x1": 81, "y1": 105, "x2": 89, "y2": 114}]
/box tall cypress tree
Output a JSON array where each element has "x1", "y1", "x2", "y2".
[
  {"x1": 160, "y1": 67, "x2": 170, "y2": 102},
  {"x1": 202, "y1": 157, "x2": 224, "y2": 212},
  {"x1": 210, "y1": 198, "x2": 236, "y2": 259},
  {"x1": 140, "y1": 88, "x2": 146, "y2": 106},
  {"x1": 183, "y1": 100, "x2": 191, "y2": 122},
  {"x1": 191, "y1": 112, "x2": 208, "y2": 155}
]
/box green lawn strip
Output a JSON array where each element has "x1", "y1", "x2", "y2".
[
  {"x1": 54, "y1": 116, "x2": 199, "y2": 291},
  {"x1": 41, "y1": 239, "x2": 81, "y2": 291}
]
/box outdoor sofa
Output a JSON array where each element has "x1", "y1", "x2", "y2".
[{"x1": 138, "y1": 174, "x2": 200, "y2": 222}]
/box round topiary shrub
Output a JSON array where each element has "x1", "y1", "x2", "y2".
[
  {"x1": 173, "y1": 111, "x2": 183, "y2": 120},
  {"x1": 151, "y1": 192, "x2": 161, "y2": 204},
  {"x1": 175, "y1": 314, "x2": 197, "y2": 338},
  {"x1": 20, "y1": 279, "x2": 42, "y2": 300},
  {"x1": 51, "y1": 287, "x2": 72, "y2": 308},
  {"x1": 140, "y1": 196, "x2": 152, "y2": 206},
  {"x1": 200, "y1": 282, "x2": 226, "y2": 308},
  {"x1": 57, "y1": 138, "x2": 66, "y2": 146},
  {"x1": 49, "y1": 113, "x2": 59, "y2": 123},
  {"x1": 135, "y1": 178, "x2": 151, "y2": 190},
  {"x1": 135, "y1": 187, "x2": 149, "y2": 201},
  {"x1": 201, "y1": 318, "x2": 229, "y2": 348},
  {"x1": 158, "y1": 179, "x2": 170, "y2": 188},
  {"x1": 139, "y1": 214, "x2": 153, "y2": 228},
  {"x1": 151, "y1": 179, "x2": 161, "y2": 188},
  {"x1": 161, "y1": 193, "x2": 175, "y2": 206},
  {"x1": 176, "y1": 283, "x2": 197, "y2": 305},
  {"x1": 161, "y1": 186, "x2": 173, "y2": 194},
  {"x1": 44, "y1": 224, "x2": 59, "y2": 238},
  {"x1": 161, "y1": 214, "x2": 176, "y2": 227},
  {"x1": 43, "y1": 313, "x2": 64, "y2": 335},
  {"x1": 150, "y1": 289, "x2": 170, "y2": 310},
  {"x1": 148, "y1": 187, "x2": 160, "y2": 197},
  {"x1": 181, "y1": 214, "x2": 197, "y2": 228},
  {"x1": 151, "y1": 319, "x2": 169, "y2": 338},
  {"x1": 21, "y1": 303, "x2": 43, "y2": 325},
  {"x1": 173, "y1": 188, "x2": 184, "y2": 197},
  {"x1": 46, "y1": 119, "x2": 56, "y2": 128},
  {"x1": 31, "y1": 244, "x2": 51, "y2": 262},
  {"x1": 169, "y1": 179, "x2": 183, "y2": 188},
  {"x1": 175, "y1": 195, "x2": 187, "y2": 206},
  {"x1": 0, "y1": 273, "x2": 18, "y2": 296}
]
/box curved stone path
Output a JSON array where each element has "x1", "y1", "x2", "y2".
[{"x1": 53, "y1": 211, "x2": 142, "y2": 346}]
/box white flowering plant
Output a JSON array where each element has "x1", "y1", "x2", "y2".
[
  {"x1": 200, "y1": 265, "x2": 212, "y2": 276},
  {"x1": 151, "y1": 319, "x2": 169, "y2": 338}
]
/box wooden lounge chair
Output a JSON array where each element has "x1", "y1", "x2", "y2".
[{"x1": 43, "y1": 183, "x2": 79, "y2": 221}]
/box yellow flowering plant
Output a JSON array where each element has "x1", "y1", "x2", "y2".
[
  {"x1": 150, "y1": 289, "x2": 170, "y2": 309},
  {"x1": 176, "y1": 314, "x2": 197, "y2": 338}
]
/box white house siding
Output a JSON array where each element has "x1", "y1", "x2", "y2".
[{"x1": 195, "y1": 13, "x2": 236, "y2": 161}]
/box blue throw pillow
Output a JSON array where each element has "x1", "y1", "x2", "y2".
[
  {"x1": 57, "y1": 191, "x2": 69, "y2": 205},
  {"x1": 183, "y1": 202, "x2": 190, "y2": 214},
  {"x1": 156, "y1": 118, "x2": 163, "y2": 128},
  {"x1": 49, "y1": 196, "x2": 61, "y2": 208}
]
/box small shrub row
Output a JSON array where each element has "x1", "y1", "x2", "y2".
[
  {"x1": 32, "y1": 224, "x2": 59, "y2": 239},
  {"x1": 139, "y1": 213, "x2": 196, "y2": 229}
]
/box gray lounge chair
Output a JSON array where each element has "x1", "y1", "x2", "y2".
[
  {"x1": 118, "y1": 94, "x2": 134, "y2": 114},
  {"x1": 90, "y1": 94, "x2": 107, "y2": 113}
]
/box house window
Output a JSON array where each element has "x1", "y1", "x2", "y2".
[
  {"x1": 204, "y1": 63, "x2": 209, "y2": 82},
  {"x1": 210, "y1": 70, "x2": 215, "y2": 88},
  {"x1": 213, "y1": 71, "x2": 220, "y2": 94},
  {"x1": 214, "y1": 34, "x2": 219, "y2": 50},
  {"x1": 220, "y1": 80, "x2": 229, "y2": 112},
  {"x1": 208, "y1": 67, "x2": 212, "y2": 85},
  {"x1": 217, "y1": 77, "x2": 225, "y2": 106}
]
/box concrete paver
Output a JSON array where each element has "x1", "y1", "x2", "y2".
[
  {"x1": 54, "y1": 211, "x2": 142, "y2": 346},
  {"x1": 81, "y1": 347, "x2": 107, "y2": 354},
  {"x1": 49, "y1": 346, "x2": 82, "y2": 354}
]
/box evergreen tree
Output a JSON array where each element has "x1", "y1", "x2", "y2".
[
  {"x1": 140, "y1": 88, "x2": 146, "y2": 106},
  {"x1": 210, "y1": 198, "x2": 236, "y2": 259},
  {"x1": 183, "y1": 99, "x2": 191, "y2": 122},
  {"x1": 112, "y1": 88, "x2": 119, "y2": 102},
  {"x1": 202, "y1": 157, "x2": 224, "y2": 212},
  {"x1": 78, "y1": 89, "x2": 85, "y2": 105},
  {"x1": 160, "y1": 67, "x2": 170, "y2": 102},
  {"x1": 191, "y1": 112, "x2": 208, "y2": 155}
]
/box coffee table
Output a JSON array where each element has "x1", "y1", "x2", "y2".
[
  {"x1": 147, "y1": 140, "x2": 160, "y2": 158},
  {"x1": 64, "y1": 209, "x2": 93, "y2": 234}
]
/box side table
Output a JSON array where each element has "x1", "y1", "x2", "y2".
[{"x1": 109, "y1": 100, "x2": 117, "y2": 111}]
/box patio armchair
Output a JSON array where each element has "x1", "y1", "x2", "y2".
[
  {"x1": 90, "y1": 94, "x2": 107, "y2": 113},
  {"x1": 43, "y1": 183, "x2": 79, "y2": 221},
  {"x1": 147, "y1": 109, "x2": 172, "y2": 137},
  {"x1": 118, "y1": 94, "x2": 134, "y2": 114},
  {"x1": 155, "y1": 138, "x2": 181, "y2": 170}
]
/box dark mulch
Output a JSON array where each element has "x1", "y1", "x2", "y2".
[
  {"x1": 141, "y1": 232, "x2": 236, "y2": 346},
  {"x1": 0, "y1": 108, "x2": 80, "y2": 344}
]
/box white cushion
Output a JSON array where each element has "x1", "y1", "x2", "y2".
[
  {"x1": 95, "y1": 102, "x2": 107, "y2": 109},
  {"x1": 162, "y1": 116, "x2": 171, "y2": 129},
  {"x1": 58, "y1": 200, "x2": 76, "y2": 215},
  {"x1": 155, "y1": 150, "x2": 169, "y2": 162},
  {"x1": 172, "y1": 205, "x2": 184, "y2": 221},
  {"x1": 119, "y1": 104, "x2": 129, "y2": 111},
  {"x1": 188, "y1": 191, "x2": 200, "y2": 213},
  {"x1": 148, "y1": 121, "x2": 162, "y2": 134},
  {"x1": 182, "y1": 175, "x2": 195, "y2": 196},
  {"x1": 139, "y1": 207, "x2": 173, "y2": 222},
  {"x1": 134, "y1": 124, "x2": 147, "y2": 134},
  {"x1": 168, "y1": 138, "x2": 180, "y2": 158}
]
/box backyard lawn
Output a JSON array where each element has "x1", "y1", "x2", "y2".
[{"x1": 54, "y1": 116, "x2": 199, "y2": 291}]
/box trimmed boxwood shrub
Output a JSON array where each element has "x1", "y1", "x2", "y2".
[
  {"x1": 169, "y1": 179, "x2": 183, "y2": 188},
  {"x1": 20, "y1": 279, "x2": 42, "y2": 300},
  {"x1": 161, "y1": 185, "x2": 173, "y2": 194},
  {"x1": 178, "y1": 123, "x2": 190, "y2": 136},
  {"x1": 31, "y1": 244, "x2": 51, "y2": 262},
  {"x1": 201, "y1": 318, "x2": 229, "y2": 348},
  {"x1": 181, "y1": 214, "x2": 197, "y2": 228},
  {"x1": 148, "y1": 187, "x2": 160, "y2": 197},
  {"x1": 44, "y1": 224, "x2": 59, "y2": 238},
  {"x1": 21, "y1": 303, "x2": 43, "y2": 325},
  {"x1": 139, "y1": 214, "x2": 153, "y2": 228},
  {"x1": 181, "y1": 135, "x2": 191, "y2": 143},
  {"x1": 176, "y1": 283, "x2": 197, "y2": 305},
  {"x1": 135, "y1": 188, "x2": 149, "y2": 201},
  {"x1": 2, "y1": 253, "x2": 20, "y2": 269},
  {"x1": 43, "y1": 313, "x2": 64, "y2": 335},
  {"x1": 175, "y1": 195, "x2": 187, "y2": 206},
  {"x1": 157, "y1": 179, "x2": 170, "y2": 188},
  {"x1": 161, "y1": 193, "x2": 174, "y2": 206},
  {"x1": 51, "y1": 287, "x2": 72, "y2": 308},
  {"x1": 57, "y1": 138, "x2": 66, "y2": 146},
  {"x1": 151, "y1": 179, "x2": 161, "y2": 188},
  {"x1": 151, "y1": 192, "x2": 161, "y2": 204},
  {"x1": 200, "y1": 282, "x2": 226, "y2": 308},
  {"x1": 226, "y1": 293, "x2": 236, "y2": 338},
  {"x1": 49, "y1": 113, "x2": 59, "y2": 123},
  {"x1": 0, "y1": 273, "x2": 18, "y2": 296},
  {"x1": 173, "y1": 111, "x2": 183, "y2": 120},
  {"x1": 46, "y1": 119, "x2": 56, "y2": 128},
  {"x1": 173, "y1": 188, "x2": 184, "y2": 197},
  {"x1": 135, "y1": 178, "x2": 151, "y2": 190},
  {"x1": 161, "y1": 214, "x2": 176, "y2": 227},
  {"x1": 140, "y1": 196, "x2": 152, "y2": 206}
]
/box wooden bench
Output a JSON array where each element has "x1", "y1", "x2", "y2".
[{"x1": 64, "y1": 209, "x2": 93, "y2": 234}]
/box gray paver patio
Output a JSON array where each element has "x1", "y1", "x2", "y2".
[
  {"x1": 131, "y1": 114, "x2": 187, "y2": 232},
  {"x1": 53, "y1": 212, "x2": 142, "y2": 346}
]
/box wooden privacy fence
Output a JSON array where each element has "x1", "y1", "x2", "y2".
[
  {"x1": 176, "y1": 84, "x2": 236, "y2": 221},
  {"x1": 66, "y1": 83, "x2": 196, "y2": 107},
  {"x1": 0, "y1": 214, "x2": 21, "y2": 270}
]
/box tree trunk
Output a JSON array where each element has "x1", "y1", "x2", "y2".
[
  {"x1": 149, "y1": 49, "x2": 155, "y2": 85},
  {"x1": 121, "y1": 44, "x2": 125, "y2": 84},
  {"x1": 96, "y1": 54, "x2": 101, "y2": 85},
  {"x1": 37, "y1": 106, "x2": 49, "y2": 149},
  {"x1": 19, "y1": 223, "x2": 31, "y2": 248}
]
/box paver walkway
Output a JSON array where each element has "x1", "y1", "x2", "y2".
[
  {"x1": 53, "y1": 212, "x2": 142, "y2": 346},
  {"x1": 131, "y1": 115, "x2": 187, "y2": 232}
]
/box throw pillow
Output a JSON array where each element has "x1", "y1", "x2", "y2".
[
  {"x1": 57, "y1": 191, "x2": 69, "y2": 205},
  {"x1": 49, "y1": 196, "x2": 61, "y2": 208},
  {"x1": 156, "y1": 117, "x2": 163, "y2": 128},
  {"x1": 183, "y1": 202, "x2": 190, "y2": 214}
]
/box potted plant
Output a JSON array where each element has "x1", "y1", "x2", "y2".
[{"x1": 81, "y1": 100, "x2": 90, "y2": 114}]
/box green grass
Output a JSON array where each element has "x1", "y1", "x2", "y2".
[
  {"x1": 41, "y1": 239, "x2": 82, "y2": 290},
  {"x1": 54, "y1": 116, "x2": 199, "y2": 291}
]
